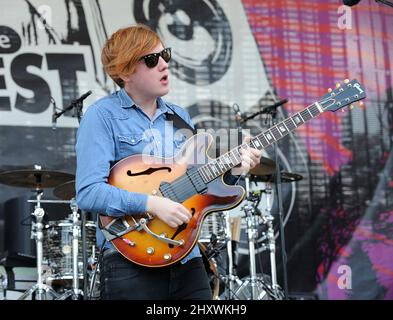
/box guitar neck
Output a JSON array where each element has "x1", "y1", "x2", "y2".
[{"x1": 198, "y1": 102, "x2": 323, "y2": 183}]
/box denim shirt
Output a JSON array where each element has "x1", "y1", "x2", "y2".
[{"x1": 75, "y1": 88, "x2": 200, "y2": 264}]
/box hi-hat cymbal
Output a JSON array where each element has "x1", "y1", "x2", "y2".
[
  {"x1": 0, "y1": 169, "x2": 75, "y2": 189},
  {"x1": 53, "y1": 180, "x2": 76, "y2": 200},
  {"x1": 251, "y1": 171, "x2": 303, "y2": 183},
  {"x1": 249, "y1": 157, "x2": 276, "y2": 176}
]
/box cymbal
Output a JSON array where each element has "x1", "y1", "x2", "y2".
[
  {"x1": 249, "y1": 157, "x2": 276, "y2": 176},
  {"x1": 0, "y1": 169, "x2": 75, "y2": 189},
  {"x1": 251, "y1": 171, "x2": 303, "y2": 183},
  {"x1": 53, "y1": 180, "x2": 76, "y2": 200}
]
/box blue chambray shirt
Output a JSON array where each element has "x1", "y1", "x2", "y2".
[{"x1": 75, "y1": 88, "x2": 200, "y2": 264}]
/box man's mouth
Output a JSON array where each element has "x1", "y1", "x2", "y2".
[{"x1": 160, "y1": 75, "x2": 168, "y2": 83}]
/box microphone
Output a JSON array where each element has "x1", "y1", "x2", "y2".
[
  {"x1": 236, "y1": 98, "x2": 288, "y2": 124},
  {"x1": 72, "y1": 90, "x2": 92, "y2": 105},
  {"x1": 343, "y1": 0, "x2": 362, "y2": 6},
  {"x1": 259, "y1": 98, "x2": 288, "y2": 114}
]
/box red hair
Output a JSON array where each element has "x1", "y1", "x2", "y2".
[{"x1": 101, "y1": 24, "x2": 162, "y2": 87}]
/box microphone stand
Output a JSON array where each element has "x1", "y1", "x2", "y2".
[
  {"x1": 52, "y1": 90, "x2": 91, "y2": 128},
  {"x1": 375, "y1": 0, "x2": 393, "y2": 8},
  {"x1": 51, "y1": 92, "x2": 89, "y2": 299},
  {"x1": 268, "y1": 107, "x2": 289, "y2": 300}
]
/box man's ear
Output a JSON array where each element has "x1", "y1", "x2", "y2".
[{"x1": 119, "y1": 74, "x2": 130, "y2": 84}]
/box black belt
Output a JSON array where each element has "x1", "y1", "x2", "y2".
[{"x1": 102, "y1": 248, "x2": 119, "y2": 258}]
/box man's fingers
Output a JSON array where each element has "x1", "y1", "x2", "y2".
[{"x1": 177, "y1": 204, "x2": 192, "y2": 219}]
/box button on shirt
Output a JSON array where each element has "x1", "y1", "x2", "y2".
[{"x1": 75, "y1": 88, "x2": 200, "y2": 264}]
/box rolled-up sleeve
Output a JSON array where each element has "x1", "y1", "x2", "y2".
[{"x1": 75, "y1": 105, "x2": 147, "y2": 216}]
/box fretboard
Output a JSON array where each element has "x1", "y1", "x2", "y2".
[{"x1": 198, "y1": 102, "x2": 322, "y2": 183}]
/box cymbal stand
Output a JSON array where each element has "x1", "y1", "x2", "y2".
[
  {"x1": 18, "y1": 189, "x2": 59, "y2": 300},
  {"x1": 223, "y1": 211, "x2": 242, "y2": 300},
  {"x1": 262, "y1": 183, "x2": 284, "y2": 299},
  {"x1": 57, "y1": 199, "x2": 83, "y2": 300},
  {"x1": 243, "y1": 175, "x2": 263, "y2": 299}
]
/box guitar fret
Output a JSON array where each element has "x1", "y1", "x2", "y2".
[
  {"x1": 284, "y1": 118, "x2": 296, "y2": 131},
  {"x1": 205, "y1": 165, "x2": 215, "y2": 179},
  {"x1": 229, "y1": 151, "x2": 238, "y2": 165},
  {"x1": 253, "y1": 138, "x2": 262, "y2": 149},
  {"x1": 300, "y1": 109, "x2": 312, "y2": 121},
  {"x1": 223, "y1": 153, "x2": 233, "y2": 167},
  {"x1": 310, "y1": 104, "x2": 321, "y2": 116},
  {"x1": 199, "y1": 167, "x2": 208, "y2": 182},
  {"x1": 217, "y1": 158, "x2": 226, "y2": 172},
  {"x1": 292, "y1": 113, "x2": 304, "y2": 126},
  {"x1": 214, "y1": 163, "x2": 221, "y2": 177},
  {"x1": 258, "y1": 134, "x2": 269, "y2": 146},
  {"x1": 233, "y1": 149, "x2": 242, "y2": 163},
  {"x1": 264, "y1": 131, "x2": 275, "y2": 143},
  {"x1": 278, "y1": 122, "x2": 289, "y2": 135},
  {"x1": 270, "y1": 126, "x2": 282, "y2": 140},
  {"x1": 314, "y1": 101, "x2": 323, "y2": 113},
  {"x1": 312, "y1": 106, "x2": 319, "y2": 115}
]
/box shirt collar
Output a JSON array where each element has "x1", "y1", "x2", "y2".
[{"x1": 118, "y1": 88, "x2": 173, "y2": 114}]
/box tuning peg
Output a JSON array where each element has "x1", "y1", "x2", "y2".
[
  {"x1": 358, "y1": 101, "x2": 366, "y2": 110},
  {"x1": 341, "y1": 108, "x2": 346, "y2": 112},
  {"x1": 344, "y1": 79, "x2": 350, "y2": 84},
  {"x1": 328, "y1": 88, "x2": 333, "y2": 93},
  {"x1": 336, "y1": 83, "x2": 341, "y2": 88},
  {"x1": 349, "y1": 104, "x2": 354, "y2": 109}
]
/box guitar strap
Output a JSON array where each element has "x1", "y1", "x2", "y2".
[{"x1": 165, "y1": 105, "x2": 196, "y2": 137}]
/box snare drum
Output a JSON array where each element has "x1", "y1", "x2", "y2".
[{"x1": 43, "y1": 219, "x2": 96, "y2": 280}]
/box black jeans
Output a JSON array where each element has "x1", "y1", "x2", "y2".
[{"x1": 100, "y1": 250, "x2": 213, "y2": 300}]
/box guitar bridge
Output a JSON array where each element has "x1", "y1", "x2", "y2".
[{"x1": 139, "y1": 218, "x2": 184, "y2": 247}]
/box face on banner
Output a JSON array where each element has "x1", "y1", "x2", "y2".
[{"x1": 0, "y1": 0, "x2": 271, "y2": 128}]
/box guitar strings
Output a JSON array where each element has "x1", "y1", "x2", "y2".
[{"x1": 160, "y1": 142, "x2": 253, "y2": 200}]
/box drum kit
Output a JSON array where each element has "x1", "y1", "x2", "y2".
[
  {"x1": 0, "y1": 158, "x2": 302, "y2": 300},
  {"x1": 0, "y1": 165, "x2": 96, "y2": 300},
  {"x1": 199, "y1": 157, "x2": 303, "y2": 300}
]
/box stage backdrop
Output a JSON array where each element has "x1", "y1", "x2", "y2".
[{"x1": 0, "y1": 0, "x2": 392, "y2": 299}]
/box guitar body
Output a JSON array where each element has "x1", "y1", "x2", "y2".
[{"x1": 99, "y1": 133, "x2": 245, "y2": 267}]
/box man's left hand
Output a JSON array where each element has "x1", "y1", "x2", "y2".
[{"x1": 231, "y1": 136, "x2": 262, "y2": 176}]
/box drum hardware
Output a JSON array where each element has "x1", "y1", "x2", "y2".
[
  {"x1": 18, "y1": 186, "x2": 60, "y2": 300},
  {"x1": 0, "y1": 166, "x2": 76, "y2": 299},
  {"x1": 222, "y1": 211, "x2": 243, "y2": 300},
  {"x1": 259, "y1": 182, "x2": 284, "y2": 299},
  {"x1": 54, "y1": 199, "x2": 83, "y2": 300},
  {"x1": 230, "y1": 175, "x2": 284, "y2": 300}
]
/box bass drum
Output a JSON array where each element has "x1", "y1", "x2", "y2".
[{"x1": 198, "y1": 242, "x2": 221, "y2": 300}]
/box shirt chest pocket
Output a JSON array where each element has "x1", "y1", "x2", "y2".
[
  {"x1": 118, "y1": 134, "x2": 151, "y2": 158},
  {"x1": 173, "y1": 134, "x2": 187, "y2": 152}
]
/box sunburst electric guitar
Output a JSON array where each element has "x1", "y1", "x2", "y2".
[{"x1": 99, "y1": 79, "x2": 366, "y2": 267}]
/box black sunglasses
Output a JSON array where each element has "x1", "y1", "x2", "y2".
[{"x1": 140, "y1": 47, "x2": 172, "y2": 68}]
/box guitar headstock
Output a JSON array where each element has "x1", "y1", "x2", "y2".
[{"x1": 320, "y1": 79, "x2": 366, "y2": 112}]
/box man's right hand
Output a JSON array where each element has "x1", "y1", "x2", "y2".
[{"x1": 146, "y1": 196, "x2": 192, "y2": 228}]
